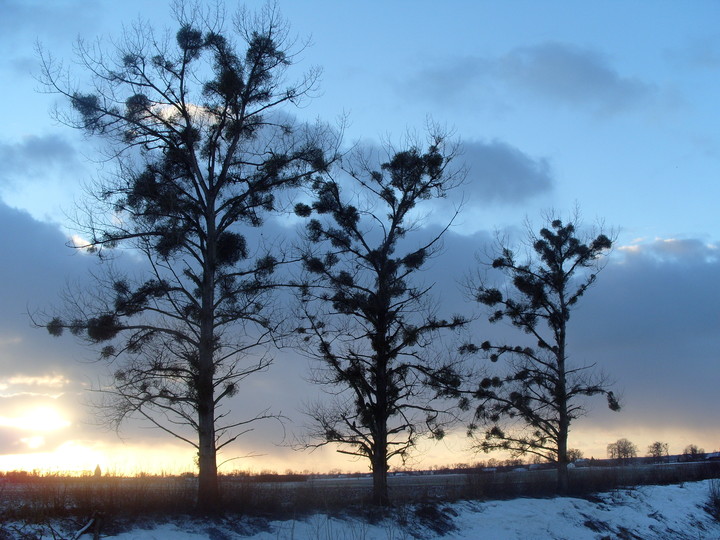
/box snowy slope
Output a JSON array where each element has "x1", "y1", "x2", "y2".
[{"x1": 8, "y1": 479, "x2": 720, "y2": 539}]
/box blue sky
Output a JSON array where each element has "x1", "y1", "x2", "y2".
[{"x1": 0, "y1": 0, "x2": 718, "y2": 473}]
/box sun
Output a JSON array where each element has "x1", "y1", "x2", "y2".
[{"x1": 0, "y1": 406, "x2": 71, "y2": 432}]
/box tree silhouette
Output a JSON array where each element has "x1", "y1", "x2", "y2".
[
  {"x1": 608, "y1": 438, "x2": 637, "y2": 465},
  {"x1": 683, "y1": 444, "x2": 706, "y2": 462},
  {"x1": 465, "y1": 214, "x2": 618, "y2": 494},
  {"x1": 646, "y1": 441, "x2": 669, "y2": 463},
  {"x1": 294, "y1": 133, "x2": 466, "y2": 505},
  {"x1": 38, "y1": 3, "x2": 334, "y2": 511}
]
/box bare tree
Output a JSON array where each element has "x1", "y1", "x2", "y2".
[
  {"x1": 464, "y1": 213, "x2": 619, "y2": 494},
  {"x1": 646, "y1": 441, "x2": 669, "y2": 463},
  {"x1": 683, "y1": 444, "x2": 706, "y2": 462},
  {"x1": 607, "y1": 438, "x2": 637, "y2": 465},
  {"x1": 38, "y1": 2, "x2": 335, "y2": 511},
  {"x1": 294, "y1": 133, "x2": 466, "y2": 505}
]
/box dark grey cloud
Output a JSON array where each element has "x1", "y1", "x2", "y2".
[
  {"x1": 498, "y1": 42, "x2": 652, "y2": 112},
  {"x1": 327, "y1": 137, "x2": 552, "y2": 219},
  {"x1": 2, "y1": 194, "x2": 718, "y2": 464},
  {"x1": 461, "y1": 139, "x2": 553, "y2": 204},
  {"x1": 407, "y1": 42, "x2": 654, "y2": 116},
  {"x1": 568, "y1": 238, "x2": 720, "y2": 433},
  {"x1": 0, "y1": 202, "x2": 98, "y2": 377},
  {"x1": 415, "y1": 230, "x2": 720, "y2": 447},
  {"x1": 0, "y1": 134, "x2": 81, "y2": 187},
  {"x1": 0, "y1": 201, "x2": 166, "y2": 455}
]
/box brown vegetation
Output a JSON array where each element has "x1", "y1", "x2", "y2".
[{"x1": 2, "y1": 460, "x2": 719, "y2": 525}]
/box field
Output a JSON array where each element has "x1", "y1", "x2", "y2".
[{"x1": 2, "y1": 459, "x2": 720, "y2": 539}]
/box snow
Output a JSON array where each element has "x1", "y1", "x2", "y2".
[{"x1": 8, "y1": 479, "x2": 720, "y2": 539}]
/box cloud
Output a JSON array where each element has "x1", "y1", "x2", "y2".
[
  {"x1": 665, "y1": 36, "x2": 720, "y2": 69},
  {"x1": 2, "y1": 192, "x2": 718, "y2": 468},
  {"x1": 498, "y1": 42, "x2": 653, "y2": 112},
  {"x1": 426, "y1": 230, "x2": 720, "y2": 452},
  {"x1": 324, "y1": 137, "x2": 553, "y2": 235},
  {"x1": 0, "y1": 134, "x2": 81, "y2": 188},
  {"x1": 0, "y1": 374, "x2": 71, "y2": 396},
  {"x1": 618, "y1": 237, "x2": 718, "y2": 263},
  {"x1": 568, "y1": 237, "x2": 720, "y2": 434},
  {"x1": 0, "y1": 202, "x2": 108, "y2": 455},
  {"x1": 407, "y1": 42, "x2": 654, "y2": 116},
  {"x1": 461, "y1": 139, "x2": 553, "y2": 204},
  {"x1": 0, "y1": 202, "x2": 98, "y2": 377}
]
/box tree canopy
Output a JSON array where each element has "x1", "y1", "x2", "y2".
[
  {"x1": 465, "y1": 215, "x2": 618, "y2": 493},
  {"x1": 294, "y1": 133, "x2": 466, "y2": 505},
  {"x1": 39, "y1": 2, "x2": 335, "y2": 511}
]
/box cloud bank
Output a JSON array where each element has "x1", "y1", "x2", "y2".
[
  {"x1": 0, "y1": 186, "x2": 718, "y2": 467},
  {"x1": 408, "y1": 41, "x2": 655, "y2": 116}
]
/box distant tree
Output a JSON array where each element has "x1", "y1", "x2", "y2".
[
  {"x1": 294, "y1": 133, "x2": 466, "y2": 506},
  {"x1": 38, "y1": 3, "x2": 334, "y2": 511},
  {"x1": 607, "y1": 438, "x2": 638, "y2": 464},
  {"x1": 683, "y1": 444, "x2": 706, "y2": 462},
  {"x1": 567, "y1": 448, "x2": 584, "y2": 462},
  {"x1": 646, "y1": 441, "x2": 669, "y2": 463},
  {"x1": 464, "y1": 214, "x2": 618, "y2": 494}
]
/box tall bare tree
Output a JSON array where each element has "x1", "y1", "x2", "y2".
[
  {"x1": 294, "y1": 134, "x2": 466, "y2": 505},
  {"x1": 39, "y1": 2, "x2": 334, "y2": 511},
  {"x1": 465, "y1": 215, "x2": 619, "y2": 494}
]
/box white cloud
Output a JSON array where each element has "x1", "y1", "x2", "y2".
[
  {"x1": 1, "y1": 374, "x2": 70, "y2": 389},
  {"x1": 618, "y1": 237, "x2": 718, "y2": 263}
]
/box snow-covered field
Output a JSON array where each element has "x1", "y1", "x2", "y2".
[{"x1": 6, "y1": 479, "x2": 720, "y2": 539}]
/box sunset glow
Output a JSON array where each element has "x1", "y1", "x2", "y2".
[{"x1": 0, "y1": 406, "x2": 71, "y2": 432}]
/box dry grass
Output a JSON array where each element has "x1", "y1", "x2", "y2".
[
  {"x1": 1, "y1": 461, "x2": 719, "y2": 525},
  {"x1": 708, "y1": 478, "x2": 720, "y2": 521}
]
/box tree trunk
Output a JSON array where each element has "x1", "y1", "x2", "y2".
[
  {"x1": 197, "y1": 405, "x2": 219, "y2": 512},
  {"x1": 556, "y1": 298, "x2": 570, "y2": 495},
  {"x1": 196, "y1": 332, "x2": 219, "y2": 512},
  {"x1": 557, "y1": 452, "x2": 569, "y2": 494},
  {"x1": 556, "y1": 319, "x2": 570, "y2": 495},
  {"x1": 197, "y1": 204, "x2": 219, "y2": 513},
  {"x1": 372, "y1": 352, "x2": 389, "y2": 506},
  {"x1": 557, "y1": 400, "x2": 570, "y2": 494},
  {"x1": 371, "y1": 445, "x2": 389, "y2": 506}
]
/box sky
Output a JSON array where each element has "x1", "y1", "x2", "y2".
[{"x1": 0, "y1": 0, "x2": 718, "y2": 475}]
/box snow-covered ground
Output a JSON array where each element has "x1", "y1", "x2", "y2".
[{"x1": 6, "y1": 479, "x2": 720, "y2": 539}]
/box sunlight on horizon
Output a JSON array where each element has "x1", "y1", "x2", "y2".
[
  {"x1": 0, "y1": 441, "x2": 197, "y2": 476},
  {"x1": 0, "y1": 425, "x2": 716, "y2": 476}
]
